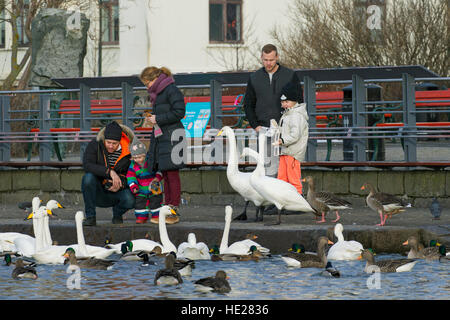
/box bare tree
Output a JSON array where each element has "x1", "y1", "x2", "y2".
[{"x1": 271, "y1": 0, "x2": 449, "y2": 76}]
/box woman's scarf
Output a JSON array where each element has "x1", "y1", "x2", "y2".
[{"x1": 148, "y1": 73, "x2": 175, "y2": 105}]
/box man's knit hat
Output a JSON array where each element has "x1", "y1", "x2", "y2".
[
  {"x1": 130, "y1": 136, "x2": 147, "y2": 157},
  {"x1": 104, "y1": 121, "x2": 123, "y2": 141}
]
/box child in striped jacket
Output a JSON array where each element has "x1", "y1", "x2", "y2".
[{"x1": 127, "y1": 137, "x2": 163, "y2": 224}]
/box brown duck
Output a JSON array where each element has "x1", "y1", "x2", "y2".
[
  {"x1": 281, "y1": 236, "x2": 334, "y2": 268},
  {"x1": 194, "y1": 270, "x2": 231, "y2": 293},
  {"x1": 358, "y1": 249, "x2": 418, "y2": 273},
  {"x1": 360, "y1": 182, "x2": 411, "y2": 226},
  {"x1": 402, "y1": 236, "x2": 442, "y2": 261},
  {"x1": 302, "y1": 176, "x2": 352, "y2": 223}
]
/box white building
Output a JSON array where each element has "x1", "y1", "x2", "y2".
[{"x1": 0, "y1": 0, "x2": 293, "y2": 85}]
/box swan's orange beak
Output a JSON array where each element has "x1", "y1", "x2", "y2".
[
  {"x1": 26, "y1": 212, "x2": 34, "y2": 220},
  {"x1": 170, "y1": 209, "x2": 177, "y2": 215},
  {"x1": 402, "y1": 240, "x2": 409, "y2": 246}
]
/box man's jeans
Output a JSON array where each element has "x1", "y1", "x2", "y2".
[{"x1": 81, "y1": 173, "x2": 135, "y2": 219}]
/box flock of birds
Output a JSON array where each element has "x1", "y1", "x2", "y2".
[
  {"x1": 0, "y1": 197, "x2": 448, "y2": 294},
  {"x1": 217, "y1": 126, "x2": 442, "y2": 226}
]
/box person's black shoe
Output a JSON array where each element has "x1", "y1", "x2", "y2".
[
  {"x1": 264, "y1": 205, "x2": 278, "y2": 215},
  {"x1": 83, "y1": 216, "x2": 96, "y2": 227},
  {"x1": 112, "y1": 216, "x2": 123, "y2": 224}
]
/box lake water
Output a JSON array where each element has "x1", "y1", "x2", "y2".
[{"x1": 1, "y1": 254, "x2": 448, "y2": 300}]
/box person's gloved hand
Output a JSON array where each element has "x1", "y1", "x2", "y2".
[
  {"x1": 130, "y1": 183, "x2": 139, "y2": 194},
  {"x1": 150, "y1": 179, "x2": 161, "y2": 193}
]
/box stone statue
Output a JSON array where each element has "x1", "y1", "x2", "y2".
[{"x1": 29, "y1": 8, "x2": 90, "y2": 88}]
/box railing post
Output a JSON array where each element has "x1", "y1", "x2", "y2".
[
  {"x1": 39, "y1": 94, "x2": 52, "y2": 162},
  {"x1": 352, "y1": 74, "x2": 366, "y2": 162},
  {"x1": 402, "y1": 73, "x2": 417, "y2": 162},
  {"x1": 0, "y1": 95, "x2": 11, "y2": 161},
  {"x1": 210, "y1": 80, "x2": 223, "y2": 129},
  {"x1": 79, "y1": 83, "x2": 91, "y2": 160},
  {"x1": 122, "y1": 82, "x2": 134, "y2": 128},
  {"x1": 303, "y1": 76, "x2": 317, "y2": 162}
]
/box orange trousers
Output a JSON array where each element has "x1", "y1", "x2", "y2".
[{"x1": 277, "y1": 155, "x2": 302, "y2": 194}]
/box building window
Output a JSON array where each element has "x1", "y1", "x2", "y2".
[
  {"x1": 17, "y1": 0, "x2": 30, "y2": 47},
  {"x1": 100, "y1": 0, "x2": 119, "y2": 44},
  {"x1": 209, "y1": 0, "x2": 242, "y2": 43},
  {"x1": 0, "y1": 10, "x2": 5, "y2": 48}
]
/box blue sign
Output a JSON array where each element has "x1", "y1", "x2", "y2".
[{"x1": 181, "y1": 102, "x2": 211, "y2": 138}]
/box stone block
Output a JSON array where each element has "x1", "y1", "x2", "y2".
[
  {"x1": 349, "y1": 171, "x2": 377, "y2": 195},
  {"x1": 12, "y1": 170, "x2": 40, "y2": 190},
  {"x1": 61, "y1": 170, "x2": 84, "y2": 191},
  {"x1": 323, "y1": 171, "x2": 349, "y2": 194},
  {"x1": 202, "y1": 171, "x2": 220, "y2": 193},
  {"x1": 377, "y1": 171, "x2": 404, "y2": 195},
  {"x1": 40, "y1": 170, "x2": 61, "y2": 192},
  {"x1": 218, "y1": 170, "x2": 236, "y2": 194},
  {"x1": 180, "y1": 171, "x2": 202, "y2": 193},
  {"x1": 405, "y1": 171, "x2": 446, "y2": 197},
  {"x1": 0, "y1": 171, "x2": 12, "y2": 191},
  {"x1": 446, "y1": 172, "x2": 450, "y2": 197}
]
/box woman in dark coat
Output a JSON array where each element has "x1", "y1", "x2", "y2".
[{"x1": 140, "y1": 66, "x2": 186, "y2": 214}]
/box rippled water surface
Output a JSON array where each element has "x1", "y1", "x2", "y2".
[{"x1": 1, "y1": 254, "x2": 449, "y2": 300}]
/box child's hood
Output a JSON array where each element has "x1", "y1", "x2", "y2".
[{"x1": 286, "y1": 102, "x2": 308, "y2": 120}]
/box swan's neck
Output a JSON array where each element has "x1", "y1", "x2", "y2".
[
  {"x1": 159, "y1": 214, "x2": 176, "y2": 253},
  {"x1": 225, "y1": 129, "x2": 239, "y2": 174},
  {"x1": 335, "y1": 230, "x2": 345, "y2": 242},
  {"x1": 76, "y1": 216, "x2": 89, "y2": 256},
  {"x1": 43, "y1": 215, "x2": 53, "y2": 247},
  {"x1": 219, "y1": 218, "x2": 231, "y2": 254},
  {"x1": 35, "y1": 216, "x2": 45, "y2": 252}
]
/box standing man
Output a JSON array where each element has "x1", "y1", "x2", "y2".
[
  {"x1": 81, "y1": 121, "x2": 136, "y2": 226},
  {"x1": 242, "y1": 44, "x2": 302, "y2": 214}
]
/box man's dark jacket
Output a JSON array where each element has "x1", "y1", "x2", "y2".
[
  {"x1": 82, "y1": 123, "x2": 134, "y2": 190},
  {"x1": 243, "y1": 64, "x2": 301, "y2": 128}
]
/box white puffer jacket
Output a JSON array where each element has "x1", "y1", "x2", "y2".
[{"x1": 279, "y1": 103, "x2": 309, "y2": 162}]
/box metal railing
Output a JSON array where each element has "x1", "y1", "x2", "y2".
[{"x1": 1, "y1": 74, "x2": 450, "y2": 167}]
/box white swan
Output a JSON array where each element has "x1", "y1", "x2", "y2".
[
  {"x1": 155, "y1": 206, "x2": 178, "y2": 253},
  {"x1": 219, "y1": 206, "x2": 270, "y2": 255},
  {"x1": 177, "y1": 233, "x2": 210, "y2": 260},
  {"x1": 327, "y1": 223, "x2": 364, "y2": 261},
  {"x1": 68, "y1": 211, "x2": 115, "y2": 259},
  {"x1": 241, "y1": 146, "x2": 315, "y2": 225},
  {"x1": 1, "y1": 197, "x2": 41, "y2": 253},
  {"x1": 217, "y1": 126, "x2": 270, "y2": 222},
  {"x1": 40, "y1": 199, "x2": 64, "y2": 247}
]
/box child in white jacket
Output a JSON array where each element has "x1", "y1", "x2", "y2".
[{"x1": 273, "y1": 82, "x2": 309, "y2": 194}]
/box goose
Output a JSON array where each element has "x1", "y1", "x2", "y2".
[
  {"x1": 361, "y1": 182, "x2": 411, "y2": 226},
  {"x1": 1, "y1": 196, "x2": 41, "y2": 253},
  {"x1": 194, "y1": 270, "x2": 231, "y2": 293},
  {"x1": 68, "y1": 211, "x2": 115, "y2": 259},
  {"x1": 327, "y1": 223, "x2": 364, "y2": 261},
  {"x1": 11, "y1": 259, "x2": 38, "y2": 280},
  {"x1": 63, "y1": 247, "x2": 115, "y2": 270},
  {"x1": 281, "y1": 236, "x2": 333, "y2": 268},
  {"x1": 402, "y1": 236, "x2": 443, "y2": 261},
  {"x1": 154, "y1": 254, "x2": 183, "y2": 285},
  {"x1": 358, "y1": 248, "x2": 418, "y2": 273},
  {"x1": 219, "y1": 206, "x2": 271, "y2": 256},
  {"x1": 302, "y1": 176, "x2": 352, "y2": 223},
  {"x1": 217, "y1": 126, "x2": 270, "y2": 222},
  {"x1": 241, "y1": 147, "x2": 315, "y2": 225},
  {"x1": 177, "y1": 233, "x2": 211, "y2": 260}
]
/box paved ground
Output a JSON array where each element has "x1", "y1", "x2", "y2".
[{"x1": 1, "y1": 200, "x2": 449, "y2": 254}]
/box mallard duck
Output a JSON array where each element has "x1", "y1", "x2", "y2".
[
  {"x1": 358, "y1": 249, "x2": 418, "y2": 273},
  {"x1": 241, "y1": 147, "x2": 315, "y2": 225},
  {"x1": 327, "y1": 223, "x2": 364, "y2": 261},
  {"x1": 194, "y1": 270, "x2": 231, "y2": 293},
  {"x1": 3, "y1": 253, "x2": 36, "y2": 267},
  {"x1": 177, "y1": 233, "x2": 211, "y2": 260},
  {"x1": 321, "y1": 262, "x2": 341, "y2": 278},
  {"x1": 118, "y1": 240, "x2": 155, "y2": 262},
  {"x1": 281, "y1": 236, "x2": 334, "y2": 268},
  {"x1": 63, "y1": 247, "x2": 115, "y2": 270},
  {"x1": 302, "y1": 176, "x2": 352, "y2": 223},
  {"x1": 403, "y1": 237, "x2": 445, "y2": 261},
  {"x1": 217, "y1": 126, "x2": 271, "y2": 222},
  {"x1": 361, "y1": 182, "x2": 411, "y2": 226},
  {"x1": 428, "y1": 239, "x2": 449, "y2": 256},
  {"x1": 218, "y1": 206, "x2": 271, "y2": 256},
  {"x1": 105, "y1": 234, "x2": 163, "y2": 255},
  {"x1": 154, "y1": 254, "x2": 183, "y2": 285},
  {"x1": 11, "y1": 259, "x2": 38, "y2": 280}
]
